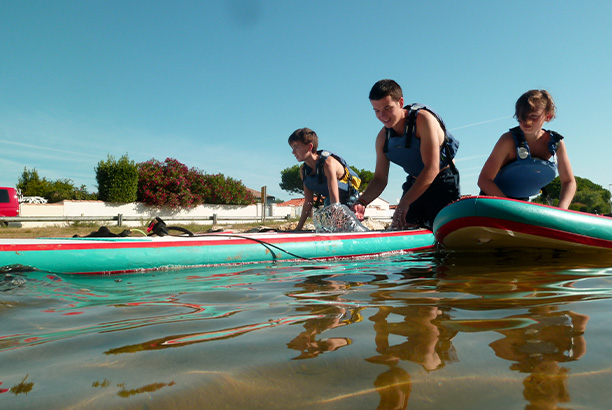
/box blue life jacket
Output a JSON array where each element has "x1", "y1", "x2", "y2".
[
  {"x1": 493, "y1": 126, "x2": 563, "y2": 199},
  {"x1": 383, "y1": 104, "x2": 459, "y2": 177},
  {"x1": 302, "y1": 150, "x2": 361, "y2": 204}
]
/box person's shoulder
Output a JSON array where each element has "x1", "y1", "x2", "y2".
[
  {"x1": 416, "y1": 107, "x2": 436, "y2": 119},
  {"x1": 323, "y1": 153, "x2": 342, "y2": 166},
  {"x1": 374, "y1": 127, "x2": 387, "y2": 143},
  {"x1": 546, "y1": 129, "x2": 565, "y2": 141},
  {"x1": 415, "y1": 108, "x2": 441, "y2": 130},
  {"x1": 493, "y1": 131, "x2": 517, "y2": 152}
]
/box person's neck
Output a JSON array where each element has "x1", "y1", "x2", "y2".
[
  {"x1": 304, "y1": 152, "x2": 318, "y2": 170},
  {"x1": 392, "y1": 109, "x2": 408, "y2": 135},
  {"x1": 524, "y1": 128, "x2": 544, "y2": 141}
]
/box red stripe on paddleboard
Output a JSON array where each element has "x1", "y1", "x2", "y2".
[
  {"x1": 0, "y1": 230, "x2": 433, "y2": 252},
  {"x1": 437, "y1": 216, "x2": 612, "y2": 249}
]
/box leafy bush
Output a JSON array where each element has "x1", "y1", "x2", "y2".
[
  {"x1": 137, "y1": 158, "x2": 254, "y2": 209},
  {"x1": 201, "y1": 173, "x2": 255, "y2": 205},
  {"x1": 137, "y1": 158, "x2": 198, "y2": 208},
  {"x1": 46, "y1": 179, "x2": 97, "y2": 202},
  {"x1": 96, "y1": 154, "x2": 139, "y2": 203}
]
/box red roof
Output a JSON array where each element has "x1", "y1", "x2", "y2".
[{"x1": 277, "y1": 198, "x2": 305, "y2": 206}]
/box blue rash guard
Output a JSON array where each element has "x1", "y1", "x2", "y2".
[
  {"x1": 383, "y1": 104, "x2": 459, "y2": 177},
  {"x1": 493, "y1": 126, "x2": 563, "y2": 199},
  {"x1": 302, "y1": 150, "x2": 360, "y2": 205}
]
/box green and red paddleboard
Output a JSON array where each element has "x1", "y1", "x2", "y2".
[
  {"x1": 0, "y1": 229, "x2": 435, "y2": 275},
  {"x1": 433, "y1": 196, "x2": 612, "y2": 252}
]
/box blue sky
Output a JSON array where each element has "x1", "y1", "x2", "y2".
[{"x1": 1, "y1": 1, "x2": 611, "y2": 204}]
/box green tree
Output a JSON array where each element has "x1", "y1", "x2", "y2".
[
  {"x1": 533, "y1": 176, "x2": 611, "y2": 214},
  {"x1": 46, "y1": 179, "x2": 89, "y2": 202},
  {"x1": 96, "y1": 154, "x2": 139, "y2": 203},
  {"x1": 17, "y1": 167, "x2": 96, "y2": 203},
  {"x1": 351, "y1": 167, "x2": 374, "y2": 192},
  {"x1": 17, "y1": 168, "x2": 51, "y2": 196},
  {"x1": 279, "y1": 164, "x2": 303, "y2": 195}
]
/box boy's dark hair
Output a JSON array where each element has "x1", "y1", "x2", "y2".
[
  {"x1": 369, "y1": 79, "x2": 403, "y2": 101},
  {"x1": 514, "y1": 90, "x2": 557, "y2": 123},
  {"x1": 288, "y1": 128, "x2": 318, "y2": 153}
]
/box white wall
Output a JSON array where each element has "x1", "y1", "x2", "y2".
[
  {"x1": 19, "y1": 201, "x2": 295, "y2": 227},
  {"x1": 18, "y1": 199, "x2": 384, "y2": 227}
]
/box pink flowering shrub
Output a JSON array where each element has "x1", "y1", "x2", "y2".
[
  {"x1": 201, "y1": 173, "x2": 256, "y2": 205},
  {"x1": 137, "y1": 158, "x2": 255, "y2": 209}
]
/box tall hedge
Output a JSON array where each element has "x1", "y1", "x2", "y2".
[
  {"x1": 137, "y1": 157, "x2": 255, "y2": 209},
  {"x1": 137, "y1": 158, "x2": 201, "y2": 209},
  {"x1": 95, "y1": 154, "x2": 139, "y2": 203}
]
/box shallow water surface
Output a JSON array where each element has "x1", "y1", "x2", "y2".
[{"x1": 2, "y1": 250, "x2": 612, "y2": 409}]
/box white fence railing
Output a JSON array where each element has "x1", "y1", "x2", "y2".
[{"x1": 0, "y1": 214, "x2": 293, "y2": 227}]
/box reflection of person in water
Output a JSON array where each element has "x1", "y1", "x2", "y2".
[
  {"x1": 373, "y1": 366, "x2": 411, "y2": 410},
  {"x1": 366, "y1": 302, "x2": 458, "y2": 410},
  {"x1": 488, "y1": 306, "x2": 588, "y2": 409},
  {"x1": 286, "y1": 275, "x2": 361, "y2": 360},
  {"x1": 367, "y1": 305, "x2": 458, "y2": 371}
]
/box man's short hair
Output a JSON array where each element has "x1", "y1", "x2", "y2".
[
  {"x1": 288, "y1": 128, "x2": 318, "y2": 153},
  {"x1": 369, "y1": 79, "x2": 403, "y2": 101}
]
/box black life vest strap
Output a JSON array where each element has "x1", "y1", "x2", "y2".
[
  {"x1": 384, "y1": 104, "x2": 457, "y2": 173},
  {"x1": 315, "y1": 150, "x2": 329, "y2": 185},
  {"x1": 443, "y1": 140, "x2": 458, "y2": 174},
  {"x1": 546, "y1": 129, "x2": 564, "y2": 157},
  {"x1": 510, "y1": 126, "x2": 529, "y2": 152},
  {"x1": 383, "y1": 104, "x2": 420, "y2": 153}
]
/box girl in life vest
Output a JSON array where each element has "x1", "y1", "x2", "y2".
[
  {"x1": 478, "y1": 90, "x2": 576, "y2": 209},
  {"x1": 289, "y1": 128, "x2": 361, "y2": 230}
]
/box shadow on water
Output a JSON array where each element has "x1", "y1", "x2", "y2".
[{"x1": 2, "y1": 249, "x2": 612, "y2": 409}]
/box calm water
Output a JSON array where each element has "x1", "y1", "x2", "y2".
[{"x1": 2, "y1": 250, "x2": 612, "y2": 409}]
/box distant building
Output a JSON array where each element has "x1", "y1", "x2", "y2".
[
  {"x1": 278, "y1": 196, "x2": 391, "y2": 218},
  {"x1": 277, "y1": 198, "x2": 305, "y2": 207},
  {"x1": 247, "y1": 188, "x2": 276, "y2": 204}
]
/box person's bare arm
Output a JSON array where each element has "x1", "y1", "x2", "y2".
[
  {"x1": 478, "y1": 132, "x2": 515, "y2": 197},
  {"x1": 555, "y1": 140, "x2": 576, "y2": 209},
  {"x1": 351, "y1": 129, "x2": 389, "y2": 220}
]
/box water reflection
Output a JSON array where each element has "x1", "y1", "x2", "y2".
[
  {"x1": 291, "y1": 251, "x2": 609, "y2": 409},
  {"x1": 366, "y1": 305, "x2": 457, "y2": 409},
  {"x1": 435, "y1": 251, "x2": 600, "y2": 410},
  {"x1": 489, "y1": 307, "x2": 588, "y2": 409},
  {"x1": 2, "y1": 251, "x2": 612, "y2": 408},
  {"x1": 282, "y1": 258, "x2": 458, "y2": 409},
  {"x1": 286, "y1": 276, "x2": 360, "y2": 360}
]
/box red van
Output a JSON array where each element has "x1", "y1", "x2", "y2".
[{"x1": 0, "y1": 187, "x2": 20, "y2": 217}]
